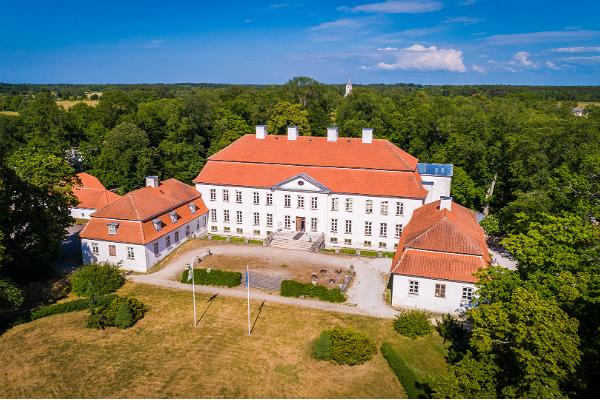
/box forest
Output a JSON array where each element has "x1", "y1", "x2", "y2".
[{"x1": 0, "y1": 77, "x2": 598, "y2": 398}]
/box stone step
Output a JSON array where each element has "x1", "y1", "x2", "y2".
[{"x1": 270, "y1": 242, "x2": 313, "y2": 251}]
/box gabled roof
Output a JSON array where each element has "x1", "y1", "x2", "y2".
[
  {"x1": 91, "y1": 179, "x2": 201, "y2": 221},
  {"x1": 194, "y1": 160, "x2": 428, "y2": 199},
  {"x1": 391, "y1": 200, "x2": 490, "y2": 283},
  {"x1": 272, "y1": 173, "x2": 331, "y2": 193},
  {"x1": 72, "y1": 172, "x2": 121, "y2": 210},
  {"x1": 209, "y1": 134, "x2": 419, "y2": 171}
]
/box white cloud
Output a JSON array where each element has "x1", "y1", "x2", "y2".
[
  {"x1": 545, "y1": 61, "x2": 560, "y2": 70},
  {"x1": 377, "y1": 47, "x2": 400, "y2": 51},
  {"x1": 558, "y1": 55, "x2": 600, "y2": 63},
  {"x1": 359, "y1": 65, "x2": 373, "y2": 70},
  {"x1": 375, "y1": 44, "x2": 466, "y2": 72},
  {"x1": 444, "y1": 16, "x2": 483, "y2": 24},
  {"x1": 550, "y1": 46, "x2": 600, "y2": 53},
  {"x1": 350, "y1": 0, "x2": 443, "y2": 14},
  {"x1": 512, "y1": 51, "x2": 538, "y2": 68},
  {"x1": 472, "y1": 64, "x2": 486, "y2": 73},
  {"x1": 310, "y1": 18, "x2": 365, "y2": 31},
  {"x1": 142, "y1": 39, "x2": 166, "y2": 48},
  {"x1": 484, "y1": 30, "x2": 600, "y2": 45},
  {"x1": 459, "y1": 0, "x2": 477, "y2": 5}
]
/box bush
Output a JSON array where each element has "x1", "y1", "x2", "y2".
[
  {"x1": 210, "y1": 235, "x2": 227, "y2": 241},
  {"x1": 31, "y1": 294, "x2": 117, "y2": 320},
  {"x1": 393, "y1": 310, "x2": 433, "y2": 338},
  {"x1": 480, "y1": 214, "x2": 501, "y2": 236},
  {"x1": 0, "y1": 278, "x2": 25, "y2": 312},
  {"x1": 87, "y1": 296, "x2": 147, "y2": 329},
  {"x1": 181, "y1": 268, "x2": 241, "y2": 287},
  {"x1": 71, "y1": 263, "x2": 125, "y2": 297},
  {"x1": 360, "y1": 250, "x2": 378, "y2": 257},
  {"x1": 313, "y1": 326, "x2": 377, "y2": 365},
  {"x1": 280, "y1": 280, "x2": 345, "y2": 303},
  {"x1": 380, "y1": 342, "x2": 426, "y2": 399},
  {"x1": 230, "y1": 236, "x2": 246, "y2": 243}
]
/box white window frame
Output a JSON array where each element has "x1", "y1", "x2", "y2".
[
  {"x1": 345, "y1": 198, "x2": 353, "y2": 212},
  {"x1": 380, "y1": 223, "x2": 387, "y2": 237},
  {"x1": 345, "y1": 220, "x2": 352, "y2": 234},
  {"x1": 253, "y1": 192, "x2": 260, "y2": 205},
  {"x1": 210, "y1": 189, "x2": 216, "y2": 201},
  {"x1": 223, "y1": 209, "x2": 230, "y2": 223},
  {"x1": 223, "y1": 189, "x2": 229, "y2": 202},
  {"x1": 311, "y1": 197, "x2": 318, "y2": 210},
  {"x1": 462, "y1": 287, "x2": 474, "y2": 303},
  {"x1": 409, "y1": 280, "x2": 419, "y2": 295},
  {"x1": 266, "y1": 213, "x2": 273, "y2": 227},
  {"x1": 310, "y1": 217, "x2": 318, "y2": 232},
  {"x1": 395, "y1": 224, "x2": 403, "y2": 239},
  {"x1": 284, "y1": 215, "x2": 291, "y2": 229},
  {"x1": 331, "y1": 197, "x2": 339, "y2": 211},
  {"x1": 396, "y1": 201, "x2": 404, "y2": 216},
  {"x1": 330, "y1": 218, "x2": 338, "y2": 233},
  {"x1": 435, "y1": 283, "x2": 446, "y2": 298},
  {"x1": 153, "y1": 242, "x2": 159, "y2": 255},
  {"x1": 381, "y1": 201, "x2": 389, "y2": 216},
  {"x1": 284, "y1": 194, "x2": 291, "y2": 208},
  {"x1": 210, "y1": 209, "x2": 217, "y2": 222},
  {"x1": 364, "y1": 221, "x2": 372, "y2": 236},
  {"x1": 266, "y1": 192, "x2": 273, "y2": 206},
  {"x1": 235, "y1": 190, "x2": 242, "y2": 204},
  {"x1": 297, "y1": 195, "x2": 304, "y2": 209},
  {"x1": 236, "y1": 211, "x2": 243, "y2": 224},
  {"x1": 365, "y1": 200, "x2": 373, "y2": 214},
  {"x1": 91, "y1": 242, "x2": 99, "y2": 255},
  {"x1": 253, "y1": 212, "x2": 260, "y2": 226}
]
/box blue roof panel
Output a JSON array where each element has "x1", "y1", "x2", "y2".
[{"x1": 417, "y1": 163, "x2": 454, "y2": 177}]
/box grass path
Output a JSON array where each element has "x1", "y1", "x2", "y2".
[{"x1": 0, "y1": 283, "x2": 447, "y2": 398}]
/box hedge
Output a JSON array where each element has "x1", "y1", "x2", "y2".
[
  {"x1": 181, "y1": 268, "x2": 241, "y2": 287},
  {"x1": 230, "y1": 236, "x2": 246, "y2": 243},
  {"x1": 280, "y1": 280, "x2": 345, "y2": 303},
  {"x1": 380, "y1": 342, "x2": 426, "y2": 399},
  {"x1": 360, "y1": 250, "x2": 378, "y2": 257},
  {"x1": 31, "y1": 294, "x2": 117, "y2": 320},
  {"x1": 313, "y1": 326, "x2": 377, "y2": 365},
  {"x1": 71, "y1": 263, "x2": 125, "y2": 297},
  {"x1": 393, "y1": 310, "x2": 433, "y2": 338},
  {"x1": 210, "y1": 235, "x2": 227, "y2": 241},
  {"x1": 248, "y1": 239, "x2": 263, "y2": 245},
  {"x1": 88, "y1": 296, "x2": 147, "y2": 329}
]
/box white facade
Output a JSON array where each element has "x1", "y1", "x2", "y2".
[
  {"x1": 391, "y1": 274, "x2": 475, "y2": 314},
  {"x1": 70, "y1": 207, "x2": 95, "y2": 220},
  {"x1": 196, "y1": 177, "x2": 424, "y2": 251},
  {"x1": 81, "y1": 214, "x2": 208, "y2": 272}
]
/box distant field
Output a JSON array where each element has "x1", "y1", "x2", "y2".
[
  {"x1": 0, "y1": 110, "x2": 19, "y2": 116},
  {"x1": 578, "y1": 101, "x2": 600, "y2": 108},
  {"x1": 56, "y1": 99, "x2": 99, "y2": 109},
  {"x1": 0, "y1": 283, "x2": 447, "y2": 398}
]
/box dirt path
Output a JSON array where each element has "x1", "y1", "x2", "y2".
[{"x1": 128, "y1": 242, "x2": 397, "y2": 319}]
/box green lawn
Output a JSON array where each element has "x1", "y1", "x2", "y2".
[{"x1": 0, "y1": 283, "x2": 448, "y2": 398}]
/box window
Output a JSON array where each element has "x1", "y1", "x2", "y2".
[
  {"x1": 284, "y1": 194, "x2": 291, "y2": 208},
  {"x1": 311, "y1": 197, "x2": 318, "y2": 210},
  {"x1": 266, "y1": 213, "x2": 273, "y2": 227},
  {"x1": 380, "y1": 223, "x2": 387, "y2": 237},
  {"x1": 253, "y1": 229, "x2": 260, "y2": 235},
  {"x1": 223, "y1": 209, "x2": 230, "y2": 223},
  {"x1": 266, "y1": 193, "x2": 273, "y2": 206},
  {"x1": 185, "y1": 226, "x2": 190, "y2": 236},
  {"x1": 364, "y1": 240, "x2": 371, "y2": 247},
  {"x1": 253, "y1": 192, "x2": 260, "y2": 205},
  {"x1": 127, "y1": 246, "x2": 135, "y2": 259},
  {"x1": 153, "y1": 242, "x2": 159, "y2": 255},
  {"x1": 188, "y1": 203, "x2": 197, "y2": 214},
  {"x1": 345, "y1": 220, "x2": 352, "y2": 234},
  {"x1": 435, "y1": 284, "x2": 446, "y2": 298},
  {"x1": 330, "y1": 218, "x2": 338, "y2": 233},
  {"x1": 380, "y1": 201, "x2": 389, "y2": 215},
  {"x1": 211, "y1": 226, "x2": 217, "y2": 232},
  {"x1": 310, "y1": 217, "x2": 318, "y2": 232},
  {"x1": 174, "y1": 231, "x2": 179, "y2": 242},
  {"x1": 169, "y1": 211, "x2": 178, "y2": 223},
  {"x1": 236, "y1": 228, "x2": 243, "y2": 234},
  {"x1": 210, "y1": 189, "x2": 216, "y2": 201},
  {"x1": 365, "y1": 200, "x2": 373, "y2": 214},
  {"x1": 330, "y1": 237, "x2": 338, "y2": 243},
  {"x1": 364, "y1": 221, "x2": 372, "y2": 236},
  {"x1": 109, "y1": 245, "x2": 116, "y2": 256},
  {"x1": 253, "y1": 212, "x2": 260, "y2": 226},
  {"x1": 223, "y1": 189, "x2": 229, "y2": 202},
  {"x1": 345, "y1": 198, "x2": 353, "y2": 212},
  {"x1": 236, "y1": 211, "x2": 242, "y2": 224},
  {"x1": 166, "y1": 235, "x2": 171, "y2": 247},
  {"x1": 378, "y1": 242, "x2": 386, "y2": 249},
  {"x1": 462, "y1": 287, "x2": 474, "y2": 303},
  {"x1": 409, "y1": 280, "x2": 419, "y2": 295},
  {"x1": 107, "y1": 223, "x2": 118, "y2": 235},
  {"x1": 344, "y1": 238, "x2": 352, "y2": 245},
  {"x1": 235, "y1": 190, "x2": 242, "y2": 204},
  {"x1": 210, "y1": 209, "x2": 217, "y2": 222},
  {"x1": 396, "y1": 201, "x2": 404, "y2": 216},
  {"x1": 223, "y1": 226, "x2": 230, "y2": 232},
  {"x1": 395, "y1": 224, "x2": 403, "y2": 239},
  {"x1": 284, "y1": 215, "x2": 291, "y2": 229},
  {"x1": 196, "y1": 220, "x2": 200, "y2": 230},
  {"x1": 92, "y1": 242, "x2": 99, "y2": 255},
  {"x1": 331, "y1": 197, "x2": 339, "y2": 211},
  {"x1": 297, "y1": 195, "x2": 304, "y2": 209}
]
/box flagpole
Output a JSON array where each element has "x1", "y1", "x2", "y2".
[
  {"x1": 192, "y1": 257, "x2": 197, "y2": 327},
  {"x1": 246, "y1": 264, "x2": 251, "y2": 335}
]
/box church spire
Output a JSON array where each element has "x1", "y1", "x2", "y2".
[{"x1": 344, "y1": 75, "x2": 353, "y2": 97}]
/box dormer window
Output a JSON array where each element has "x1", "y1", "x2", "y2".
[
  {"x1": 169, "y1": 211, "x2": 178, "y2": 223},
  {"x1": 188, "y1": 203, "x2": 197, "y2": 214},
  {"x1": 107, "y1": 222, "x2": 119, "y2": 235},
  {"x1": 152, "y1": 219, "x2": 162, "y2": 231}
]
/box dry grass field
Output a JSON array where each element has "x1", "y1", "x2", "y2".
[
  {"x1": 0, "y1": 283, "x2": 447, "y2": 398},
  {"x1": 56, "y1": 99, "x2": 99, "y2": 109},
  {"x1": 0, "y1": 110, "x2": 20, "y2": 116}
]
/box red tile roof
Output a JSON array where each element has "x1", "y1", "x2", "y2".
[
  {"x1": 210, "y1": 134, "x2": 419, "y2": 171},
  {"x1": 72, "y1": 172, "x2": 121, "y2": 210},
  {"x1": 391, "y1": 200, "x2": 489, "y2": 283},
  {"x1": 194, "y1": 161, "x2": 428, "y2": 199},
  {"x1": 80, "y1": 179, "x2": 209, "y2": 245}
]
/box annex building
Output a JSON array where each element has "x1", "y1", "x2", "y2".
[
  {"x1": 194, "y1": 126, "x2": 452, "y2": 252},
  {"x1": 70, "y1": 172, "x2": 121, "y2": 220},
  {"x1": 390, "y1": 197, "x2": 490, "y2": 313},
  {"x1": 79, "y1": 177, "x2": 209, "y2": 272}
]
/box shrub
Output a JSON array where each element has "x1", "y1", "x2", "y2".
[
  {"x1": 114, "y1": 303, "x2": 134, "y2": 328},
  {"x1": 380, "y1": 342, "x2": 426, "y2": 399},
  {"x1": 313, "y1": 326, "x2": 377, "y2": 365},
  {"x1": 0, "y1": 278, "x2": 25, "y2": 312},
  {"x1": 87, "y1": 296, "x2": 147, "y2": 329},
  {"x1": 340, "y1": 248, "x2": 356, "y2": 255},
  {"x1": 210, "y1": 235, "x2": 227, "y2": 241},
  {"x1": 360, "y1": 250, "x2": 378, "y2": 257},
  {"x1": 181, "y1": 268, "x2": 241, "y2": 287},
  {"x1": 280, "y1": 280, "x2": 345, "y2": 303},
  {"x1": 71, "y1": 263, "x2": 125, "y2": 297},
  {"x1": 230, "y1": 236, "x2": 246, "y2": 243},
  {"x1": 393, "y1": 310, "x2": 433, "y2": 338},
  {"x1": 31, "y1": 294, "x2": 117, "y2": 320},
  {"x1": 480, "y1": 214, "x2": 501, "y2": 236},
  {"x1": 248, "y1": 239, "x2": 263, "y2": 245}
]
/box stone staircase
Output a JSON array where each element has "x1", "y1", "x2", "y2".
[
  {"x1": 268, "y1": 231, "x2": 325, "y2": 252},
  {"x1": 270, "y1": 236, "x2": 314, "y2": 251},
  {"x1": 242, "y1": 271, "x2": 287, "y2": 291}
]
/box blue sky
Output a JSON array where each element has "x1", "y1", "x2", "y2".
[{"x1": 1, "y1": 0, "x2": 599, "y2": 85}]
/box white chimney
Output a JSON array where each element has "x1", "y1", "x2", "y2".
[
  {"x1": 287, "y1": 126, "x2": 298, "y2": 141},
  {"x1": 327, "y1": 127, "x2": 338, "y2": 142},
  {"x1": 255, "y1": 125, "x2": 267, "y2": 139},
  {"x1": 145, "y1": 176, "x2": 159, "y2": 188},
  {"x1": 440, "y1": 196, "x2": 452, "y2": 211},
  {"x1": 362, "y1": 128, "x2": 373, "y2": 144}
]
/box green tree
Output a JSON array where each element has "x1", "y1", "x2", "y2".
[
  {"x1": 451, "y1": 166, "x2": 485, "y2": 210},
  {"x1": 267, "y1": 101, "x2": 310, "y2": 135}
]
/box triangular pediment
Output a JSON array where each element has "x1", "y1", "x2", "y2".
[{"x1": 272, "y1": 173, "x2": 330, "y2": 193}]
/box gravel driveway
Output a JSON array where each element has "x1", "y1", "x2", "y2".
[{"x1": 129, "y1": 241, "x2": 397, "y2": 319}]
